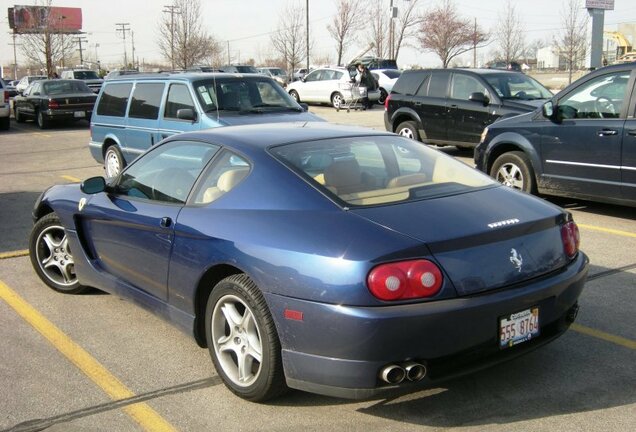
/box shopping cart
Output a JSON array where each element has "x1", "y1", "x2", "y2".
[{"x1": 335, "y1": 81, "x2": 367, "y2": 112}]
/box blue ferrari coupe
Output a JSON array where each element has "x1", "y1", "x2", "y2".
[{"x1": 29, "y1": 122, "x2": 588, "y2": 401}]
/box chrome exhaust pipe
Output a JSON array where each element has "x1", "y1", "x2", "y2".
[
  {"x1": 404, "y1": 362, "x2": 427, "y2": 382},
  {"x1": 379, "y1": 364, "x2": 406, "y2": 384}
]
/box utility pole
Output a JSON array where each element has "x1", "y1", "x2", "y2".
[
  {"x1": 74, "y1": 35, "x2": 88, "y2": 66},
  {"x1": 163, "y1": 5, "x2": 181, "y2": 70},
  {"x1": 227, "y1": 40, "x2": 230, "y2": 64},
  {"x1": 115, "y1": 23, "x2": 131, "y2": 68},
  {"x1": 9, "y1": 33, "x2": 20, "y2": 79},
  {"x1": 473, "y1": 18, "x2": 477, "y2": 68},
  {"x1": 131, "y1": 31, "x2": 136, "y2": 69},
  {"x1": 306, "y1": 0, "x2": 309, "y2": 72}
]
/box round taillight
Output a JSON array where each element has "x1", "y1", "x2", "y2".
[
  {"x1": 561, "y1": 221, "x2": 580, "y2": 258},
  {"x1": 368, "y1": 259, "x2": 443, "y2": 301}
]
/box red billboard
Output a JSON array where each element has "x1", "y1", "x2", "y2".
[{"x1": 8, "y1": 5, "x2": 82, "y2": 34}]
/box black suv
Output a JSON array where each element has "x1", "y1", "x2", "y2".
[
  {"x1": 475, "y1": 62, "x2": 636, "y2": 207},
  {"x1": 384, "y1": 68, "x2": 552, "y2": 149}
]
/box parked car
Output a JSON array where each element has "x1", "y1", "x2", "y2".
[
  {"x1": 2, "y1": 78, "x2": 19, "y2": 98},
  {"x1": 384, "y1": 68, "x2": 553, "y2": 149},
  {"x1": 348, "y1": 56, "x2": 398, "y2": 70},
  {"x1": 30, "y1": 122, "x2": 588, "y2": 402},
  {"x1": 258, "y1": 67, "x2": 289, "y2": 86},
  {"x1": 13, "y1": 79, "x2": 97, "y2": 129},
  {"x1": 60, "y1": 69, "x2": 104, "y2": 93},
  {"x1": 90, "y1": 72, "x2": 323, "y2": 177},
  {"x1": 287, "y1": 67, "x2": 380, "y2": 109},
  {"x1": 371, "y1": 69, "x2": 402, "y2": 104},
  {"x1": 292, "y1": 68, "x2": 308, "y2": 81},
  {"x1": 219, "y1": 65, "x2": 259, "y2": 74},
  {"x1": 475, "y1": 62, "x2": 636, "y2": 207},
  {"x1": 0, "y1": 79, "x2": 10, "y2": 130},
  {"x1": 488, "y1": 61, "x2": 522, "y2": 72},
  {"x1": 104, "y1": 69, "x2": 139, "y2": 80},
  {"x1": 16, "y1": 75, "x2": 46, "y2": 94}
]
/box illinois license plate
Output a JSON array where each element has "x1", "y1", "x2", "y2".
[
  {"x1": 499, "y1": 307, "x2": 539, "y2": 349},
  {"x1": 74, "y1": 111, "x2": 85, "y2": 118}
]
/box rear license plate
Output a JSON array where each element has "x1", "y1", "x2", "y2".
[
  {"x1": 499, "y1": 307, "x2": 539, "y2": 349},
  {"x1": 74, "y1": 111, "x2": 85, "y2": 118}
]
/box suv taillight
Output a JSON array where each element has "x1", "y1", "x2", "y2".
[
  {"x1": 3, "y1": 91, "x2": 8, "y2": 104},
  {"x1": 384, "y1": 93, "x2": 391, "y2": 110},
  {"x1": 368, "y1": 259, "x2": 443, "y2": 301},
  {"x1": 561, "y1": 220, "x2": 580, "y2": 259}
]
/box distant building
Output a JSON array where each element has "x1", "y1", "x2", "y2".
[{"x1": 537, "y1": 47, "x2": 561, "y2": 69}]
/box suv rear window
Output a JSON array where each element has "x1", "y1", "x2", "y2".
[
  {"x1": 272, "y1": 135, "x2": 494, "y2": 207},
  {"x1": 392, "y1": 71, "x2": 429, "y2": 96},
  {"x1": 97, "y1": 83, "x2": 133, "y2": 117}
]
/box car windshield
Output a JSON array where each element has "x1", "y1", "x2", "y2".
[
  {"x1": 272, "y1": 135, "x2": 496, "y2": 207},
  {"x1": 43, "y1": 80, "x2": 93, "y2": 95},
  {"x1": 485, "y1": 73, "x2": 552, "y2": 100},
  {"x1": 194, "y1": 78, "x2": 300, "y2": 113},
  {"x1": 73, "y1": 71, "x2": 100, "y2": 79}
]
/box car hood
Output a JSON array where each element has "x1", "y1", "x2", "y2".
[
  {"x1": 208, "y1": 110, "x2": 324, "y2": 126},
  {"x1": 350, "y1": 186, "x2": 569, "y2": 296}
]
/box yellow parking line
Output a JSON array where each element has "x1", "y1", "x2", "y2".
[
  {"x1": 61, "y1": 175, "x2": 81, "y2": 182},
  {"x1": 0, "y1": 250, "x2": 29, "y2": 259},
  {"x1": 571, "y1": 323, "x2": 636, "y2": 350},
  {"x1": 578, "y1": 224, "x2": 636, "y2": 239},
  {"x1": 0, "y1": 280, "x2": 177, "y2": 432}
]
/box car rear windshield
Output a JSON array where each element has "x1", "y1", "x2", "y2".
[
  {"x1": 73, "y1": 71, "x2": 100, "y2": 79},
  {"x1": 272, "y1": 135, "x2": 496, "y2": 207},
  {"x1": 485, "y1": 73, "x2": 552, "y2": 100},
  {"x1": 193, "y1": 78, "x2": 298, "y2": 113},
  {"x1": 43, "y1": 80, "x2": 92, "y2": 95}
]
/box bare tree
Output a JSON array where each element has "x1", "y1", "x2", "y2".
[
  {"x1": 495, "y1": 1, "x2": 525, "y2": 63},
  {"x1": 271, "y1": 2, "x2": 307, "y2": 73},
  {"x1": 554, "y1": 0, "x2": 588, "y2": 84},
  {"x1": 157, "y1": 0, "x2": 220, "y2": 69},
  {"x1": 391, "y1": 0, "x2": 422, "y2": 61},
  {"x1": 368, "y1": 0, "x2": 389, "y2": 58},
  {"x1": 418, "y1": 0, "x2": 488, "y2": 68},
  {"x1": 327, "y1": 0, "x2": 364, "y2": 66}
]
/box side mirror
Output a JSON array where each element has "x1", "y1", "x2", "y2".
[
  {"x1": 176, "y1": 108, "x2": 197, "y2": 122},
  {"x1": 81, "y1": 176, "x2": 106, "y2": 194},
  {"x1": 469, "y1": 92, "x2": 489, "y2": 106},
  {"x1": 299, "y1": 102, "x2": 309, "y2": 112},
  {"x1": 542, "y1": 100, "x2": 555, "y2": 119}
]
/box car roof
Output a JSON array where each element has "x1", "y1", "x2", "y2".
[{"x1": 105, "y1": 72, "x2": 268, "y2": 82}]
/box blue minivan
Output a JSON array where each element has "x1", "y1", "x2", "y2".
[{"x1": 90, "y1": 72, "x2": 324, "y2": 177}]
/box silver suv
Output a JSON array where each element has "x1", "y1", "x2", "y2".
[{"x1": 60, "y1": 69, "x2": 104, "y2": 93}]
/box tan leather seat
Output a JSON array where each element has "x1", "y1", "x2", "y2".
[
  {"x1": 324, "y1": 159, "x2": 364, "y2": 195},
  {"x1": 200, "y1": 167, "x2": 249, "y2": 203},
  {"x1": 386, "y1": 173, "x2": 429, "y2": 188}
]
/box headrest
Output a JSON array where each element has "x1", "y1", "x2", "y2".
[
  {"x1": 324, "y1": 158, "x2": 361, "y2": 189},
  {"x1": 218, "y1": 167, "x2": 249, "y2": 192}
]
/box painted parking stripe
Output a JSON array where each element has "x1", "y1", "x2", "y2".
[
  {"x1": 0, "y1": 280, "x2": 177, "y2": 432},
  {"x1": 578, "y1": 224, "x2": 636, "y2": 239},
  {"x1": 0, "y1": 249, "x2": 29, "y2": 259},
  {"x1": 61, "y1": 175, "x2": 81, "y2": 182},
  {"x1": 571, "y1": 323, "x2": 636, "y2": 350}
]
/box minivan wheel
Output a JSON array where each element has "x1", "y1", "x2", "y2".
[
  {"x1": 490, "y1": 151, "x2": 536, "y2": 194},
  {"x1": 396, "y1": 121, "x2": 419, "y2": 141},
  {"x1": 104, "y1": 145, "x2": 126, "y2": 178}
]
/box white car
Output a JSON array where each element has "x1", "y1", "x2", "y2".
[
  {"x1": 287, "y1": 67, "x2": 380, "y2": 109},
  {"x1": 371, "y1": 69, "x2": 402, "y2": 104},
  {"x1": 16, "y1": 75, "x2": 46, "y2": 94}
]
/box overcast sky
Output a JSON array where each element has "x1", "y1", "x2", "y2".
[{"x1": 1, "y1": 0, "x2": 636, "y2": 73}]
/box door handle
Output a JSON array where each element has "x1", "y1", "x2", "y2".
[
  {"x1": 627, "y1": 129, "x2": 636, "y2": 136},
  {"x1": 160, "y1": 217, "x2": 172, "y2": 228},
  {"x1": 597, "y1": 129, "x2": 618, "y2": 136}
]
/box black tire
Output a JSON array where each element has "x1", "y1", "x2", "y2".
[
  {"x1": 378, "y1": 88, "x2": 388, "y2": 104},
  {"x1": 36, "y1": 110, "x2": 50, "y2": 129},
  {"x1": 14, "y1": 107, "x2": 24, "y2": 123},
  {"x1": 0, "y1": 116, "x2": 9, "y2": 130},
  {"x1": 205, "y1": 274, "x2": 287, "y2": 402},
  {"x1": 104, "y1": 145, "x2": 126, "y2": 178},
  {"x1": 29, "y1": 213, "x2": 87, "y2": 294},
  {"x1": 331, "y1": 92, "x2": 344, "y2": 109},
  {"x1": 289, "y1": 90, "x2": 300, "y2": 103},
  {"x1": 395, "y1": 121, "x2": 419, "y2": 141},
  {"x1": 490, "y1": 151, "x2": 536, "y2": 194}
]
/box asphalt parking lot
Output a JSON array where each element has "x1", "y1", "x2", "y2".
[{"x1": 0, "y1": 109, "x2": 634, "y2": 432}]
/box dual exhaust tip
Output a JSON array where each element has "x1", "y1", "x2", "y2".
[{"x1": 379, "y1": 361, "x2": 427, "y2": 385}]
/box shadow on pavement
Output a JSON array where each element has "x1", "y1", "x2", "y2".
[{"x1": 0, "y1": 191, "x2": 42, "y2": 252}]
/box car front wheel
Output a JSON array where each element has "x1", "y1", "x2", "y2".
[
  {"x1": 205, "y1": 274, "x2": 287, "y2": 402},
  {"x1": 289, "y1": 90, "x2": 300, "y2": 102},
  {"x1": 29, "y1": 213, "x2": 87, "y2": 294},
  {"x1": 490, "y1": 151, "x2": 536, "y2": 194},
  {"x1": 104, "y1": 145, "x2": 126, "y2": 178},
  {"x1": 396, "y1": 121, "x2": 419, "y2": 141}
]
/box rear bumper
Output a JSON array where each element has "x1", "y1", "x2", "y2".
[
  {"x1": 265, "y1": 252, "x2": 588, "y2": 399},
  {"x1": 45, "y1": 109, "x2": 93, "y2": 120}
]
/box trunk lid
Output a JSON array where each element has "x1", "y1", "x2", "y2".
[
  {"x1": 51, "y1": 93, "x2": 97, "y2": 108},
  {"x1": 351, "y1": 186, "x2": 569, "y2": 296}
]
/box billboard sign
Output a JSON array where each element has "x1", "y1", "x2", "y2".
[
  {"x1": 585, "y1": 0, "x2": 615, "y2": 10},
  {"x1": 8, "y1": 5, "x2": 82, "y2": 34}
]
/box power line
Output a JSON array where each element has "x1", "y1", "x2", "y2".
[{"x1": 115, "y1": 23, "x2": 131, "y2": 67}]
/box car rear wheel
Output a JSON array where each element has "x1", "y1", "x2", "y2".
[
  {"x1": 331, "y1": 92, "x2": 344, "y2": 109},
  {"x1": 289, "y1": 90, "x2": 300, "y2": 103},
  {"x1": 37, "y1": 110, "x2": 50, "y2": 129},
  {"x1": 396, "y1": 121, "x2": 419, "y2": 141},
  {"x1": 490, "y1": 151, "x2": 536, "y2": 194},
  {"x1": 104, "y1": 145, "x2": 126, "y2": 178},
  {"x1": 29, "y1": 213, "x2": 87, "y2": 294},
  {"x1": 205, "y1": 274, "x2": 287, "y2": 402},
  {"x1": 378, "y1": 88, "x2": 388, "y2": 104}
]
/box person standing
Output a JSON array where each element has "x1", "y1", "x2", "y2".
[{"x1": 354, "y1": 63, "x2": 377, "y2": 109}]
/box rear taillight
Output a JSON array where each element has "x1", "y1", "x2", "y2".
[
  {"x1": 3, "y1": 91, "x2": 8, "y2": 103},
  {"x1": 384, "y1": 93, "x2": 391, "y2": 110},
  {"x1": 48, "y1": 99, "x2": 59, "y2": 109},
  {"x1": 368, "y1": 259, "x2": 443, "y2": 301},
  {"x1": 561, "y1": 220, "x2": 580, "y2": 259}
]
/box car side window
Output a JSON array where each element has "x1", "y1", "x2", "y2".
[
  {"x1": 322, "y1": 70, "x2": 336, "y2": 80},
  {"x1": 304, "y1": 71, "x2": 321, "y2": 82},
  {"x1": 193, "y1": 151, "x2": 251, "y2": 204},
  {"x1": 129, "y1": 83, "x2": 165, "y2": 120},
  {"x1": 164, "y1": 84, "x2": 195, "y2": 119},
  {"x1": 558, "y1": 72, "x2": 630, "y2": 119},
  {"x1": 97, "y1": 83, "x2": 133, "y2": 117},
  {"x1": 427, "y1": 72, "x2": 449, "y2": 98},
  {"x1": 450, "y1": 74, "x2": 489, "y2": 101},
  {"x1": 30, "y1": 82, "x2": 40, "y2": 95},
  {"x1": 116, "y1": 141, "x2": 219, "y2": 204}
]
